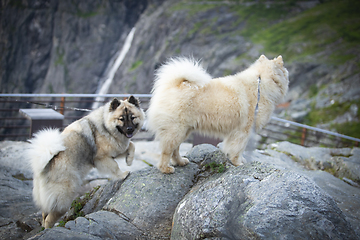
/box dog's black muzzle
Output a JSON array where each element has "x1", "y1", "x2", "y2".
[{"x1": 117, "y1": 125, "x2": 135, "y2": 138}]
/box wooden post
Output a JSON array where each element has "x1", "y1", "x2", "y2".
[
  {"x1": 301, "y1": 127, "x2": 307, "y2": 146},
  {"x1": 60, "y1": 96, "x2": 65, "y2": 115}
]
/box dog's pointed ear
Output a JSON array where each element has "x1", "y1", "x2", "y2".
[
  {"x1": 128, "y1": 95, "x2": 140, "y2": 108},
  {"x1": 276, "y1": 55, "x2": 284, "y2": 66},
  {"x1": 110, "y1": 98, "x2": 121, "y2": 111},
  {"x1": 259, "y1": 54, "x2": 268, "y2": 61}
]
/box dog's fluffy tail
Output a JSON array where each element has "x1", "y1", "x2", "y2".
[
  {"x1": 153, "y1": 57, "x2": 212, "y2": 92},
  {"x1": 28, "y1": 128, "x2": 66, "y2": 175}
]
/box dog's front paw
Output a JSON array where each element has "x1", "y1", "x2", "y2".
[
  {"x1": 126, "y1": 153, "x2": 134, "y2": 166},
  {"x1": 231, "y1": 156, "x2": 245, "y2": 166},
  {"x1": 121, "y1": 171, "x2": 130, "y2": 180},
  {"x1": 178, "y1": 157, "x2": 190, "y2": 166},
  {"x1": 159, "y1": 165, "x2": 175, "y2": 174}
]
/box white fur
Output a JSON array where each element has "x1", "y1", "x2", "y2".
[
  {"x1": 147, "y1": 55, "x2": 289, "y2": 173},
  {"x1": 28, "y1": 128, "x2": 66, "y2": 176},
  {"x1": 153, "y1": 57, "x2": 212, "y2": 91}
]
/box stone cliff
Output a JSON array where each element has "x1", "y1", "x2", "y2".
[{"x1": 1, "y1": 0, "x2": 360, "y2": 137}]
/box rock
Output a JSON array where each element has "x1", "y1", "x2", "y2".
[
  {"x1": 290, "y1": 110, "x2": 309, "y2": 122},
  {"x1": 1, "y1": 141, "x2": 360, "y2": 239},
  {"x1": 28, "y1": 227, "x2": 102, "y2": 240},
  {"x1": 0, "y1": 141, "x2": 39, "y2": 240},
  {"x1": 255, "y1": 142, "x2": 360, "y2": 237},
  {"x1": 65, "y1": 211, "x2": 144, "y2": 239},
  {"x1": 172, "y1": 162, "x2": 357, "y2": 239},
  {"x1": 0, "y1": 141, "x2": 32, "y2": 179},
  {"x1": 103, "y1": 163, "x2": 199, "y2": 239},
  {"x1": 269, "y1": 141, "x2": 360, "y2": 182},
  {"x1": 186, "y1": 143, "x2": 219, "y2": 164}
]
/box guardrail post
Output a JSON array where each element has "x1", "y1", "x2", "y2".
[
  {"x1": 60, "y1": 97, "x2": 65, "y2": 115},
  {"x1": 301, "y1": 127, "x2": 307, "y2": 146}
]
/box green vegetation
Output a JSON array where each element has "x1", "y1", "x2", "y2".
[
  {"x1": 305, "y1": 100, "x2": 360, "y2": 125},
  {"x1": 331, "y1": 121, "x2": 360, "y2": 139},
  {"x1": 142, "y1": 159, "x2": 153, "y2": 167},
  {"x1": 71, "y1": 2, "x2": 102, "y2": 18},
  {"x1": 76, "y1": 11, "x2": 99, "y2": 18},
  {"x1": 58, "y1": 186, "x2": 100, "y2": 227},
  {"x1": 206, "y1": 162, "x2": 226, "y2": 173},
  {"x1": 249, "y1": 0, "x2": 360, "y2": 63},
  {"x1": 283, "y1": 130, "x2": 302, "y2": 145},
  {"x1": 12, "y1": 173, "x2": 31, "y2": 181},
  {"x1": 170, "y1": 0, "x2": 219, "y2": 18},
  {"x1": 304, "y1": 100, "x2": 360, "y2": 138},
  {"x1": 308, "y1": 84, "x2": 319, "y2": 98},
  {"x1": 55, "y1": 47, "x2": 65, "y2": 67},
  {"x1": 130, "y1": 60, "x2": 143, "y2": 71},
  {"x1": 172, "y1": 0, "x2": 360, "y2": 64},
  {"x1": 230, "y1": 2, "x2": 292, "y2": 38}
]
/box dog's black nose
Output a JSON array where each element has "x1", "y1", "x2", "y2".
[{"x1": 127, "y1": 127, "x2": 134, "y2": 132}]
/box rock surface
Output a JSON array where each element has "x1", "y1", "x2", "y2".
[
  {"x1": 0, "y1": 140, "x2": 359, "y2": 239},
  {"x1": 172, "y1": 163, "x2": 356, "y2": 239}
]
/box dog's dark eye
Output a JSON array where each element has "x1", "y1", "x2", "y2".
[
  {"x1": 131, "y1": 116, "x2": 136, "y2": 120},
  {"x1": 119, "y1": 117, "x2": 125, "y2": 122}
]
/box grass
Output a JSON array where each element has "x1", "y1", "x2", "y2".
[
  {"x1": 129, "y1": 60, "x2": 143, "y2": 72},
  {"x1": 249, "y1": 0, "x2": 360, "y2": 63},
  {"x1": 58, "y1": 186, "x2": 100, "y2": 227},
  {"x1": 308, "y1": 84, "x2": 319, "y2": 98},
  {"x1": 304, "y1": 100, "x2": 360, "y2": 139},
  {"x1": 331, "y1": 122, "x2": 360, "y2": 139},
  {"x1": 304, "y1": 100, "x2": 360, "y2": 125},
  {"x1": 12, "y1": 173, "x2": 32, "y2": 181},
  {"x1": 205, "y1": 162, "x2": 226, "y2": 173},
  {"x1": 170, "y1": 0, "x2": 219, "y2": 18},
  {"x1": 55, "y1": 47, "x2": 65, "y2": 67},
  {"x1": 283, "y1": 130, "x2": 302, "y2": 145},
  {"x1": 169, "y1": 0, "x2": 360, "y2": 64}
]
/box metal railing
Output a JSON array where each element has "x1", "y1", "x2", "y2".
[{"x1": 0, "y1": 93, "x2": 359, "y2": 148}]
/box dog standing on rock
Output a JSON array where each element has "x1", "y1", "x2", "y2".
[
  {"x1": 147, "y1": 55, "x2": 289, "y2": 173},
  {"x1": 28, "y1": 96, "x2": 145, "y2": 228}
]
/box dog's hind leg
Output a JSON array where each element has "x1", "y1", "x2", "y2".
[
  {"x1": 44, "y1": 211, "x2": 63, "y2": 228},
  {"x1": 223, "y1": 128, "x2": 252, "y2": 166},
  {"x1": 42, "y1": 212, "x2": 48, "y2": 227},
  {"x1": 171, "y1": 145, "x2": 189, "y2": 167}
]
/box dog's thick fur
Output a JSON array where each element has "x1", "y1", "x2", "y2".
[
  {"x1": 147, "y1": 55, "x2": 289, "y2": 173},
  {"x1": 28, "y1": 96, "x2": 145, "y2": 228}
]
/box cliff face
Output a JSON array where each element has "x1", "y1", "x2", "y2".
[
  {"x1": 0, "y1": 0, "x2": 148, "y2": 94},
  {"x1": 1, "y1": 0, "x2": 360, "y2": 137}
]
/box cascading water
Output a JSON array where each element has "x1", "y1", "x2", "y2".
[{"x1": 92, "y1": 28, "x2": 136, "y2": 109}]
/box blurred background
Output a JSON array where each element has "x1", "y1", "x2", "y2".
[{"x1": 0, "y1": 0, "x2": 359, "y2": 144}]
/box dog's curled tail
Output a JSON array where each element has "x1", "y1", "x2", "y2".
[
  {"x1": 28, "y1": 128, "x2": 66, "y2": 175},
  {"x1": 153, "y1": 57, "x2": 212, "y2": 92}
]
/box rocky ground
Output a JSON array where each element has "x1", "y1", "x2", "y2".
[{"x1": 0, "y1": 140, "x2": 359, "y2": 239}]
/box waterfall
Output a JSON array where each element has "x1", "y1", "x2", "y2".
[{"x1": 92, "y1": 27, "x2": 136, "y2": 109}]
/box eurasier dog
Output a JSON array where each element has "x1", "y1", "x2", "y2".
[
  {"x1": 28, "y1": 96, "x2": 145, "y2": 228},
  {"x1": 147, "y1": 55, "x2": 289, "y2": 173}
]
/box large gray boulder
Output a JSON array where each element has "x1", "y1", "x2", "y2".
[
  {"x1": 171, "y1": 162, "x2": 356, "y2": 239},
  {"x1": 1, "y1": 141, "x2": 359, "y2": 239}
]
